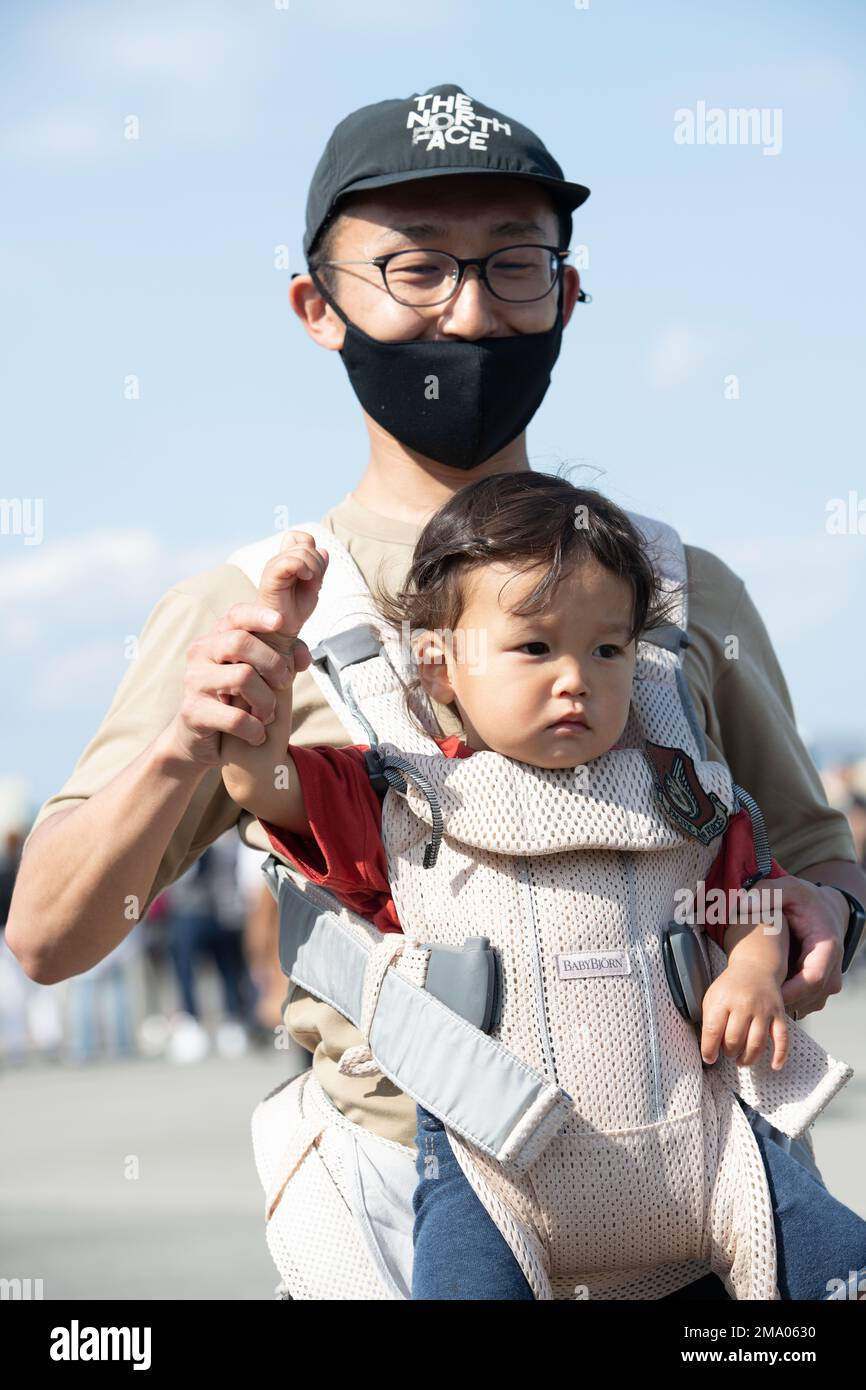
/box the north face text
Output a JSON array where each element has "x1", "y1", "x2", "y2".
[{"x1": 407, "y1": 92, "x2": 512, "y2": 151}]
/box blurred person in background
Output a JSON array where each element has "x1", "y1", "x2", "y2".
[
  {"x1": 237, "y1": 845, "x2": 315, "y2": 1073},
  {"x1": 848, "y1": 797, "x2": 866, "y2": 869},
  {"x1": 135, "y1": 889, "x2": 175, "y2": 1055},
  {"x1": 235, "y1": 843, "x2": 286, "y2": 1044},
  {"x1": 62, "y1": 927, "x2": 139, "y2": 1065},
  {"x1": 163, "y1": 828, "x2": 257, "y2": 1062},
  {"x1": 0, "y1": 821, "x2": 64, "y2": 1065},
  {"x1": 820, "y1": 759, "x2": 866, "y2": 979},
  {"x1": 0, "y1": 828, "x2": 21, "y2": 928},
  {"x1": 844, "y1": 758, "x2": 866, "y2": 869},
  {"x1": 241, "y1": 879, "x2": 284, "y2": 1035},
  {"x1": 0, "y1": 826, "x2": 29, "y2": 1065}
]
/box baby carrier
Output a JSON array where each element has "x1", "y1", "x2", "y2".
[{"x1": 227, "y1": 515, "x2": 853, "y2": 1301}]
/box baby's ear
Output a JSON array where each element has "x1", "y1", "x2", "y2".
[{"x1": 412, "y1": 630, "x2": 456, "y2": 704}]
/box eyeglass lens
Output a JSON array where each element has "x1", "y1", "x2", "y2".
[{"x1": 384, "y1": 245, "x2": 558, "y2": 305}]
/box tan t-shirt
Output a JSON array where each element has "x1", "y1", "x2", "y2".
[{"x1": 25, "y1": 490, "x2": 856, "y2": 1146}]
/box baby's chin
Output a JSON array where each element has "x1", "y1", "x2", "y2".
[{"x1": 491, "y1": 736, "x2": 611, "y2": 770}]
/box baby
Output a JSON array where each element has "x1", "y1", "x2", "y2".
[
  {"x1": 220, "y1": 474, "x2": 859, "y2": 1300},
  {"x1": 222, "y1": 480, "x2": 795, "y2": 1073}
]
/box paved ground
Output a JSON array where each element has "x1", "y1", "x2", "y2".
[
  {"x1": 0, "y1": 1048, "x2": 293, "y2": 1300},
  {"x1": 2, "y1": 971, "x2": 864, "y2": 1301},
  {"x1": 792, "y1": 966, "x2": 866, "y2": 1218}
]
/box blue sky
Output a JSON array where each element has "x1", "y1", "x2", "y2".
[{"x1": 2, "y1": 0, "x2": 865, "y2": 821}]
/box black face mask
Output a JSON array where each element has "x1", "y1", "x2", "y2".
[{"x1": 311, "y1": 271, "x2": 565, "y2": 471}]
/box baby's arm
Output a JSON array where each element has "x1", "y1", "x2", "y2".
[
  {"x1": 699, "y1": 903, "x2": 791, "y2": 1071},
  {"x1": 220, "y1": 532, "x2": 328, "y2": 837},
  {"x1": 221, "y1": 663, "x2": 310, "y2": 836}
]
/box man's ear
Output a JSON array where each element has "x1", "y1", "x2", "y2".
[
  {"x1": 560, "y1": 265, "x2": 584, "y2": 328},
  {"x1": 413, "y1": 630, "x2": 457, "y2": 705},
  {"x1": 289, "y1": 273, "x2": 346, "y2": 351}
]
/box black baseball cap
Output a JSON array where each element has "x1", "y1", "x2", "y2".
[{"x1": 303, "y1": 81, "x2": 590, "y2": 261}]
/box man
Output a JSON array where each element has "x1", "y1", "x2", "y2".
[{"x1": 8, "y1": 82, "x2": 865, "y2": 1296}]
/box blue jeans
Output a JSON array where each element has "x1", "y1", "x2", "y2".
[
  {"x1": 411, "y1": 1103, "x2": 866, "y2": 1300},
  {"x1": 170, "y1": 912, "x2": 252, "y2": 1022}
]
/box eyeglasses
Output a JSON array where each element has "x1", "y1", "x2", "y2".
[{"x1": 314, "y1": 243, "x2": 590, "y2": 308}]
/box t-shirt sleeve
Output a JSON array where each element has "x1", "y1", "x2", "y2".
[
  {"x1": 683, "y1": 545, "x2": 856, "y2": 874},
  {"x1": 702, "y1": 807, "x2": 787, "y2": 948},
  {"x1": 258, "y1": 744, "x2": 396, "y2": 929}
]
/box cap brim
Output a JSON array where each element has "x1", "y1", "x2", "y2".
[{"x1": 333, "y1": 166, "x2": 591, "y2": 214}]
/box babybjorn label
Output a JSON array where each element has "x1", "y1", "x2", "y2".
[{"x1": 556, "y1": 950, "x2": 631, "y2": 979}]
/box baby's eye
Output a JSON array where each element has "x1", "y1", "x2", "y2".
[
  {"x1": 595, "y1": 644, "x2": 622, "y2": 659},
  {"x1": 516, "y1": 641, "x2": 549, "y2": 656}
]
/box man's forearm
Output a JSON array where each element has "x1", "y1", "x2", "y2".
[{"x1": 6, "y1": 725, "x2": 210, "y2": 985}]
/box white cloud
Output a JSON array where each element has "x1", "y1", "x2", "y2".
[
  {"x1": 5, "y1": 1, "x2": 275, "y2": 162},
  {"x1": 3, "y1": 611, "x2": 39, "y2": 648},
  {"x1": 0, "y1": 525, "x2": 240, "y2": 717},
  {"x1": 0, "y1": 526, "x2": 232, "y2": 632}
]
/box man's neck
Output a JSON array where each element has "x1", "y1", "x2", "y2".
[{"x1": 351, "y1": 434, "x2": 532, "y2": 528}]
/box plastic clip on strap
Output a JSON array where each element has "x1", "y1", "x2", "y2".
[
  {"x1": 309, "y1": 625, "x2": 383, "y2": 747},
  {"x1": 310, "y1": 628, "x2": 444, "y2": 868}
]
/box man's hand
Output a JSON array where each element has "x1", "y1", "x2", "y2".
[
  {"x1": 166, "y1": 607, "x2": 296, "y2": 769},
  {"x1": 767, "y1": 875, "x2": 847, "y2": 1018},
  {"x1": 164, "y1": 534, "x2": 328, "y2": 771}
]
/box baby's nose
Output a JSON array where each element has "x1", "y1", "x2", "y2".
[{"x1": 551, "y1": 657, "x2": 589, "y2": 697}]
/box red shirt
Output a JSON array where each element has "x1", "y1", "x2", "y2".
[{"x1": 259, "y1": 738, "x2": 785, "y2": 948}]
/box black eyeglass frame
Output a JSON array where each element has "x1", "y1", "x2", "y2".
[{"x1": 314, "y1": 243, "x2": 591, "y2": 306}]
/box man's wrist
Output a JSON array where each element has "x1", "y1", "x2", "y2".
[
  {"x1": 152, "y1": 722, "x2": 212, "y2": 782},
  {"x1": 815, "y1": 883, "x2": 850, "y2": 940},
  {"x1": 254, "y1": 610, "x2": 302, "y2": 663},
  {"x1": 815, "y1": 883, "x2": 866, "y2": 971}
]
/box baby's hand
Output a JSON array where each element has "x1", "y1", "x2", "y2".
[
  {"x1": 256, "y1": 531, "x2": 329, "y2": 660},
  {"x1": 699, "y1": 962, "x2": 790, "y2": 1071}
]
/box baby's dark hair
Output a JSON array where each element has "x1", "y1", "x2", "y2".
[{"x1": 371, "y1": 470, "x2": 686, "y2": 738}]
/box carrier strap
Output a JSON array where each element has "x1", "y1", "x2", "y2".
[{"x1": 262, "y1": 855, "x2": 573, "y2": 1173}]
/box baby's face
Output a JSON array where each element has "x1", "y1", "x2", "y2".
[{"x1": 418, "y1": 557, "x2": 637, "y2": 768}]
